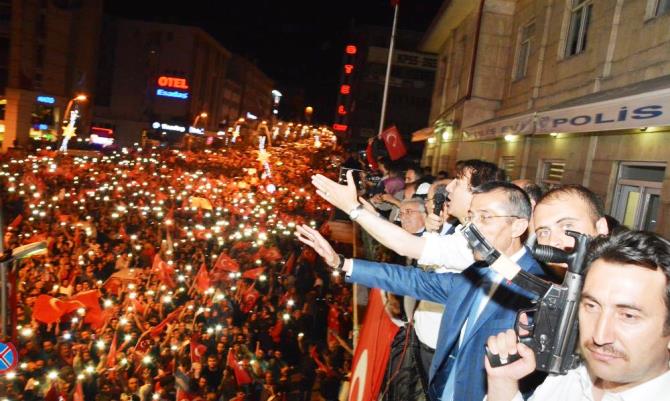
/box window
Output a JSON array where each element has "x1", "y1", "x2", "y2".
[
  {"x1": 500, "y1": 156, "x2": 516, "y2": 180},
  {"x1": 611, "y1": 163, "x2": 665, "y2": 231},
  {"x1": 565, "y1": 0, "x2": 592, "y2": 57},
  {"x1": 646, "y1": 0, "x2": 670, "y2": 18},
  {"x1": 514, "y1": 21, "x2": 534, "y2": 80},
  {"x1": 539, "y1": 159, "x2": 566, "y2": 188}
]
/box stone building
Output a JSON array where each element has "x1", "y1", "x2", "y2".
[{"x1": 416, "y1": 0, "x2": 670, "y2": 236}]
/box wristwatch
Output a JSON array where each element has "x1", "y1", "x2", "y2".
[
  {"x1": 348, "y1": 204, "x2": 364, "y2": 221},
  {"x1": 335, "y1": 253, "x2": 345, "y2": 270}
]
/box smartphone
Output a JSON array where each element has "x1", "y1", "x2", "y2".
[
  {"x1": 339, "y1": 167, "x2": 364, "y2": 187},
  {"x1": 433, "y1": 185, "x2": 449, "y2": 215}
]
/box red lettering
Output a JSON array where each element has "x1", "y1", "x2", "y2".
[
  {"x1": 345, "y1": 45, "x2": 357, "y2": 55},
  {"x1": 157, "y1": 76, "x2": 189, "y2": 89},
  {"x1": 344, "y1": 64, "x2": 354, "y2": 74},
  {"x1": 333, "y1": 124, "x2": 348, "y2": 131},
  {"x1": 340, "y1": 85, "x2": 350, "y2": 95},
  {"x1": 337, "y1": 105, "x2": 347, "y2": 115}
]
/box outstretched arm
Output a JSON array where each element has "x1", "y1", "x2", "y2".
[{"x1": 311, "y1": 170, "x2": 426, "y2": 258}]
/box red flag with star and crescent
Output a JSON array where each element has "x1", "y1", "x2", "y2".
[{"x1": 380, "y1": 125, "x2": 407, "y2": 161}]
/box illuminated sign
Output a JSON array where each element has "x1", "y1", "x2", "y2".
[
  {"x1": 334, "y1": 43, "x2": 357, "y2": 132},
  {"x1": 189, "y1": 126, "x2": 204, "y2": 135},
  {"x1": 32, "y1": 123, "x2": 49, "y2": 130},
  {"x1": 246, "y1": 112, "x2": 258, "y2": 120},
  {"x1": 156, "y1": 89, "x2": 189, "y2": 99},
  {"x1": 37, "y1": 96, "x2": 55, "y2": 104},
  {"x1": 152, "y1": 121, "x2": 186, "y2": 132},
  {"x1": 91, "y1": 126, "x2": 115, "y2": 147},
  {"x1": 156, "y1": 76, "x2": 189, "y2": 100},
  {"x1": 157, "y1": 76, "x2": 189, "y2": 89}
]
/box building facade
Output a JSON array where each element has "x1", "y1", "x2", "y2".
[
  {"x1": 417, "y1": 0, "x2": 670, "y2": 237},
  {"x1": 226, "y1": 54, "x2": 274, "y2": 124},
  {"x1": 93, "y1": 19, "x2": 233, "y2": 146},
  {"x1": 2, "y1": 0, "x2": 103, "y2": 151}
]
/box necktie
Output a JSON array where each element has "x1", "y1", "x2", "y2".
[{"x1": 441, "y1": 269, "x2": 493, "y2": 401}]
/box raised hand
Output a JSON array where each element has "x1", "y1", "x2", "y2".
[
  {"x1": 312, "y1": 170, "x2": 359, "y2": 213},
  {"x1": 295, "y1": 224, "x2": 339, "y2": 268}
]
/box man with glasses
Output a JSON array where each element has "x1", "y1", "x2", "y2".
[{"x1": 296, "y1": 181, "x2": 547, "y2": 401}]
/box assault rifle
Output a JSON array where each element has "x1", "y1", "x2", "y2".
[{"x1": 461, "y1": 223, "x2": 590, "y2": 374}]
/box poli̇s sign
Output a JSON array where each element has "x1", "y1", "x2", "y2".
[
  {"x1": 465, "y1": 87, "x2": 670, "y2": 139},
  {"x1": 156, "y1": 76, "x2": 189, "y2": 100}
]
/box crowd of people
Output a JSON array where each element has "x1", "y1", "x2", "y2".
[
  {"x1": 2, "y1": 127, "x2": 669, "y2": 401},
  {"x1": 0, "y1": 130, "x2": 356, "y2": 401}
]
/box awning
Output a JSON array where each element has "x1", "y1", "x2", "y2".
[
  {"x1": 463, "y1": 76, "x2": 670, "y2": 140},
  {"x1": 411, "y1": 127, "x2": 434, "y2": 142}
]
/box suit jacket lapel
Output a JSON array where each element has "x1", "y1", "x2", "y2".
[{"x1": 461, "y1": 251, "x2": 533, "y2": 348}]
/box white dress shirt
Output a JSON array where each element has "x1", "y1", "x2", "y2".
[
  {"x1": 504, "y1": 364, "x2": 670, "y2": 401},
  {"x1": 417, "y1": 224, "x2": 475, "y2": 270}
]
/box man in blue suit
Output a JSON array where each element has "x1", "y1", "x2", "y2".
[{"x1": 296, "y1": 181, "x2": 548, "y2": 401}]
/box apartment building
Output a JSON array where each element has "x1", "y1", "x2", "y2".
[{"x1": 416, "y1": 0, "x2": 670, "y2": 236}]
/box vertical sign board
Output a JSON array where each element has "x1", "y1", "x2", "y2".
[{"x1": 333, "y1": 44, "x2": 358, "y2": 136}]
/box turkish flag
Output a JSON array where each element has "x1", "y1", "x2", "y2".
[
  {"x1": 241, "y1": 267, "x2": 265, "y2": 280},
  {"x1": 106, "y1": 332, "x2": 118, "y2": 368},
  {"x1": 153, "y1": 254, "x2": 175, "y2": 288},
  {"x1": 348, "y1": 289, "x2": 399, "y2": 401},
  {"x1": 33, "y1": 295, "x2": 82, "y2": 324},
  {"x1": 227, "y1": 350, "x2": 253, "y2": 385},
  {"x1": 194, "y1": 263, "x2": 211, "y2": 293},
  {"x1": 269, "y1": 319, "x2": 283, "y2": 343},
  {"x1": 149, "y1": 306, "x2": 184, "y2": 338},
  {"x1": 190, "y1": 334, "x2": 207, "y2": 364},
  {"x1": 380, "y1": 125, "x2": 407, "y2": 160},
  {"x1": 240, "y1": 287, "x2": 260, "y2": 314},
  {"x1": 213, "y1": 252, "x2": 240, "y2": 272}
]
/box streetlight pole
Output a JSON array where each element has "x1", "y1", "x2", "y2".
[
  {"x1": 377, "y1": 2, "x2": 399, "y2": 137},
  {"x1": 188, "y1": 112, "x2": 207, "y2": 151},
  {"x1": 192, "y1": 111, "x2": 208, "y2": 128},
  {"x1": 59, "y1": 94, "x2": 87, "y2": 151}
]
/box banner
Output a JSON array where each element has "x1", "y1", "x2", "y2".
[
  {"x1": 348, "y1": 289, "x2": 399, "y2": 401},
  {"x1": 463, "y1": 86, "x2": 670, "y2": 140}
]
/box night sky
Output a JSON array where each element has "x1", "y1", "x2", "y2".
[{"x1": 105, "y1": 0, "x2": 444, "y2": 124}]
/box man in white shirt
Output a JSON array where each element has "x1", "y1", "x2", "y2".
[{"x1": 484, "y1": 229, "x2": 670, "y2": 401}]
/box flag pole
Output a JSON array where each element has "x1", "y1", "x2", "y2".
[{"x1": 377, "y1": 2, "x2": 400, "y2": 137}]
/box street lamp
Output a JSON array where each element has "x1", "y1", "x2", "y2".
[
  {"x1": 62, "y1": 94, "x2": 87, "y2": 126},
  {"x1": 304, "y1": 106, "x2": 313, "y2": 124},
  {"x1": 192, "y1": 112, "x2": 208, "y2": 128},
  {"x1": 187, "y1": 112, "x2": 207, "y2": 151},
  {"x1": 59, "y1": 94, "x2": 87, "y2": 151}
]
